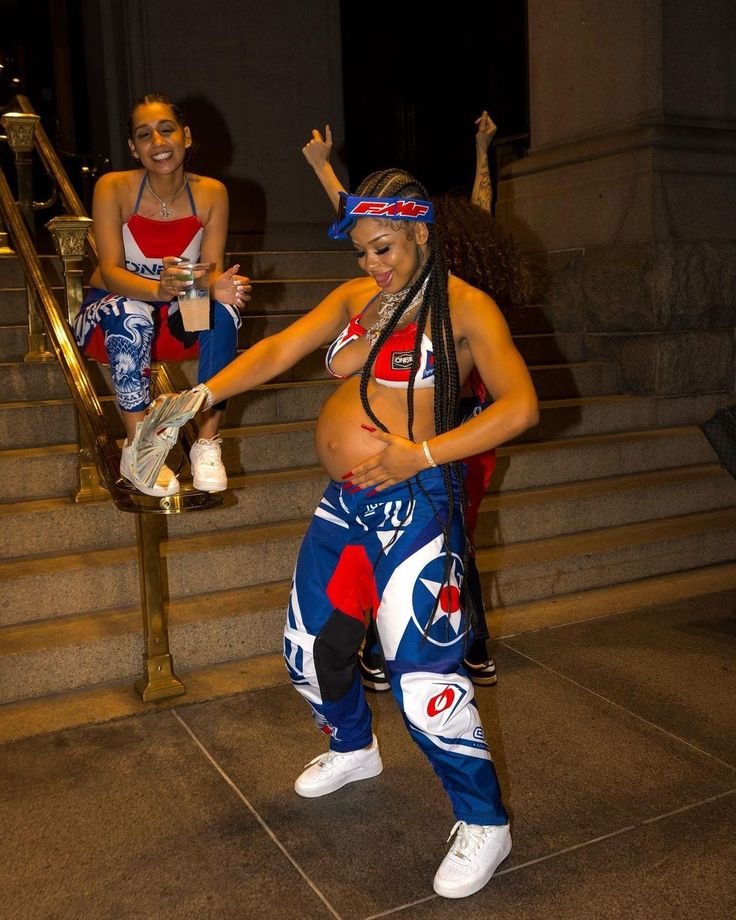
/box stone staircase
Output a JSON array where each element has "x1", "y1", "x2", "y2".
[{"x1": 1, "y1": 250, "x2": 735, "y2": 713}]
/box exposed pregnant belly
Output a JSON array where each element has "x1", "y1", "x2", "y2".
[{"x1": 315, "y1": 376, "x2": 436, "y2": 481}]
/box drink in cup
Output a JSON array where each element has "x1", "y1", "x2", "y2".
[{"x1": 174, "y1": 262, "x2": 213, "y2": 331}]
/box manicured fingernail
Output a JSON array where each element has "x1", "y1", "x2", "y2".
[
  {"x1": 361, "y1": 425, "x2": 376, "y2": 432},
  {"x1": 367, "y1": 489, "x2": 378, "y2": 497},
  {"x1": 341, "y1": 471, "x2": 353, "y2": 480}
]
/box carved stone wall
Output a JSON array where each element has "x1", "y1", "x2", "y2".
[{"x1": 497, "y1": 0, "x2": 736, "y2": 397}]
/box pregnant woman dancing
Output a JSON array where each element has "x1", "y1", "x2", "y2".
[{"x1": 161, "y1": 169, "x2": 538, "y2": 898}]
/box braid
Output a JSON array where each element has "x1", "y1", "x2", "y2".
[
  {"x1": 353, "y1": 168, "x2": 475, "y2": 641},
  {"x1": 358, "y1": 254, "x2": 434, "y2": 432}
]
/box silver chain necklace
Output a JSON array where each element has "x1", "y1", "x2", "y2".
[
  {"x1": 366, "y1": 276, "x2": 429, "y2": 346},
  {"x1": 145, "y1": 174, "x2": 187, "y2": 220}
]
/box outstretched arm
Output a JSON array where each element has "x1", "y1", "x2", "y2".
[
  {"x1": 302, "y1": 125, "x2": 346, "y2": 213},
  {"x1": 201, "y1": 281, "x2": 354, "y2": 403},
  {"x1": 471, "y1": 110, "x2": 497, "y2": 213}
]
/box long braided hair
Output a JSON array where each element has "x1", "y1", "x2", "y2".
[{"x1": 354, "y1": 169, "x2": 475, "y2": 639}]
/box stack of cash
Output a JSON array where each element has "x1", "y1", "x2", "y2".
[{"x1": 129, "y1": 389, "x2": 205, "y2": 488}]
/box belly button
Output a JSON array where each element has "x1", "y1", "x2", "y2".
[{"x1": 328, "y1": 441, "x2": 338, "y2": 451}]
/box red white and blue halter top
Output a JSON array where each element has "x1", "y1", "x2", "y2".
[{"x1": 122, "y1": 176, "x2": 203, "y2": 279}]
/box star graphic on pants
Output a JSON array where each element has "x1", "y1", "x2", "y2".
[{"x1": 418, "y1": 574, "x2": 463, "y2": 636}]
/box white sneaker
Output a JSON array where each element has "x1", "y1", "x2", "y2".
[
  {"x1": 120, "y1": 442, "x2": 179, "y2": 497},
  {"x1": 190, "y1": 436, "x2": 227, "y2": 492},
  {"x1": 294, "y1": 735, "x2": 383, "y2": 798},
  {"x1": 433, "y1": 821, "x2": 512, "y2": 899}
]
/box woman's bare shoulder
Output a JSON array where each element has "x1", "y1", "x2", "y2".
[
  {"x1": 186, "y1": 172, "x2": 227, "y2": 198},
  {"x1": 447, "y1": 273, "x2": 506, "y2": 337},
  {"x1": 334, "y1": 275, "x2": 379, "y2": 304},
  {"x1": 448, "y1": 273, "x2": 495, "y2": 309}
]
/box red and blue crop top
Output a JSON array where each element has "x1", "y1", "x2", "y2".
[{"x1": 326, "y1": 310, "x2": 435, "y2": 389}]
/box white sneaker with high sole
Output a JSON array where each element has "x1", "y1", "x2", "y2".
[
  {"x1": 294, "y1": 735, "x2": 383, "y2": 798},
  {"x1": 120, "y1": 442, "x2": 179, "y2": 497},
  {"x1": 433, "y1": 821, "x2": 512, "y2": 899},
  {"x1": 190, "y1": 436, "x2": 227, "y2": 492}
]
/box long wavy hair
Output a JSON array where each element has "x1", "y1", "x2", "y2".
[{"x1": 434, "y1": 192, "x2": 534, "y2": 312}]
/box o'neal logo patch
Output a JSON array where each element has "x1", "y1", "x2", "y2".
[
  {"x1": 391, "y1": 351, "x2": 414, "y2": 370},
  {"x1": 427, "y1": 686, "x2": 456, "y2": 716},
  {"x1": 426, "y1": 681, "x2": 467, "y2": 720}
]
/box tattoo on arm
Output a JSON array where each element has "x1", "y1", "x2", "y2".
[{"x1": 472, "y1": 156, "x2": 492, "y2": 212}]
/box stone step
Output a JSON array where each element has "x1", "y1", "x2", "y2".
[
  {"x1": 2, "y1": 468, "x2": 735, "y2": 628},
  {"x1": 0, "y1": 517, "x2": 305, "y2": 625},
  {"x1": 0, "y1": 288, "x2": 34, "y2": 324},
  {"x1": 246, "y1": 278, "x2": 345, "y2": 313},
  {"x1": 6, "y1": 559, "x2": 735, "y2": 733},
  {"x1": 474, "y1": 463, "x2": 736, "y2": 545},
  {"x1": 476, "y1": 507, "x2": 736, "y2": 608},
  {"x1": 1, "y1": 510, "x2": 734, "y2": 704},
  {"x1": 0, "y1": 385, "x2": 724, "y2": 486},
  {"x1": 0, "y1": 255, "x2": 64, "y2": 287},
  {"x1": 177, "y1": 387, "x2": 736, "y2": 442},
  {"x1": 2, "y1": 460, "x2": 733, "y2": 560},
  {"x1": 0, "y1": 443, "x2": 79, "y2": 502},
  {"x1": 0, "y1": 422, "x2": 713, "y2": 505},
  {"x1": 492, "y1": 425, "x2": 717, "y2": 490},
  {"x1": 243, "y1": 279, "x2": 552, "y2": 332},
  {"x1": 4, "y1": 559, "x2": 735, "y2": 730},
  {"x1": 237, "y1": 316, "x2": 589, "y2": 365},
  {"x1": 0, "y1": 580, "x2": 291, "y2": 704},
  {"x1": 1, "y1": 352, "x2": 621, "y2": 403},
  {"x1": 519, "y1": 391, "x2": 729, "y2": 443},
  {"x1": 0, "y1": 323, "x2": 28, "y2": 361},
  {"x1": 0, "y1": 467, "x2": 326, "y2": 557},
  {"x1": 0, "y1": 360, "x2": 111, "y2": 402},
  {"x1": 227, "y1": 249, "x2": 359, "y2": 280}
]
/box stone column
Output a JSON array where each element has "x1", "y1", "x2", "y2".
[{"x1": 497, "y1": 0, "x2": 736, "y2": 396}]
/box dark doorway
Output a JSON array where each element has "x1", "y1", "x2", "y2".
[{"x1": 339, "y1": 1, "x2": 528, "y2": 194}]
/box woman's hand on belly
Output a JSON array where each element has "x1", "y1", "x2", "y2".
[{"x1": 343, "y1": 428, "x2": 428, "y2": 491}]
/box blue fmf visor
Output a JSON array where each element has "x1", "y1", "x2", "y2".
[{"x1": 328, "y1": 192, "x2": 435, "y2": 240}]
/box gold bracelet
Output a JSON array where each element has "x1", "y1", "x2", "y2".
[{"x1": 422, "y1": 440, "x2": 437, "y2": 468}]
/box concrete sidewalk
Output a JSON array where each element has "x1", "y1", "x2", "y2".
[{"x1": 2, "y1": 591, "x2": 735, "y2": 920}]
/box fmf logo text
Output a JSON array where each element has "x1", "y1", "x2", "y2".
[{"x1": 350, "y1": 200, "x2": 430, "y2": 219}]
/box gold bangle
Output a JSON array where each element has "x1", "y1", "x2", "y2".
[{"x1": 422, "y1": 440, "x2": 437, "y2": 468}]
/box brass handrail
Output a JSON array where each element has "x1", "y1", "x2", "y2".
[
  {"x1": 13, "y1": 94, "x2": 98, "y2": 260},
  {"x1": 0, "y1": 169, "x2": 117, "y2": 475}
]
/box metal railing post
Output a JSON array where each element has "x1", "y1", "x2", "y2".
[
  {"x1": 46, "y1": 215, "x2": 107, "y2": 502},
  {"x1": 1, "y1": 111, "x2": 54, "y2": 362},
  {"x1": 134, "y1": 512, "x2": 186, "y2": 701}
]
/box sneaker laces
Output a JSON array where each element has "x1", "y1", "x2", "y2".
[
  {"x1": 303, "y1": 750, "x2": 343, "y2": 770},
  {"x1": 446, "y1": 821, "x2": 486, "y2": 862},
  {"x1": 193, "y1": 436, "x2": 223, "y2": 467}
]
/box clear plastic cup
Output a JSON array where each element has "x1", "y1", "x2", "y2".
[{"x1": 174, "y1": 262, "x2": 213, "y2": 331}]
